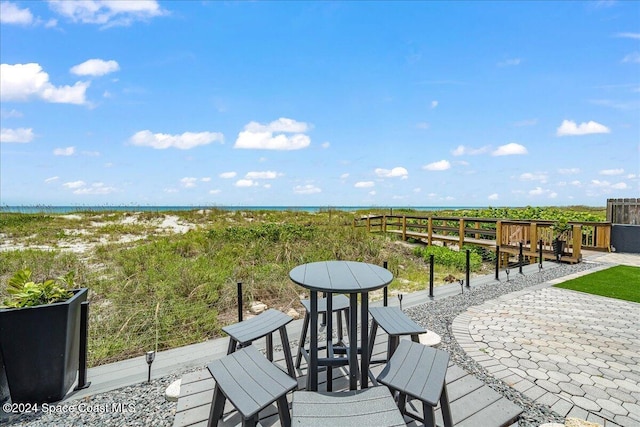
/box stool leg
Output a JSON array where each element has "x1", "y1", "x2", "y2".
[
  {"x1": 276, "y1": 395, "x2": 291, "y2": 427},
  {"x1": 266, "y1": 333, "x2": 273, "y2": 362},
  {"x1": 242, "y1": 415, "x2": 258, "y2": 427},
  {"x1": 422, "y1": 401, "x2": 436, "y2": 427},
  {"x1": 367, "y1": 320, "x2": 378, "y2": 362},
  {"x1": 208, "y1": 385, "x2": 226, "y2": 427},
  {"x1": 411, "y1": 333, "x2": 420, "y2": 343},
  {"x1": 336, "y1": 309, "x2": 344, "y2": 342},
  {"x1": 227, "y1": 338, "x2": 238, "y2": 355},
  {"x1": 440, "y1": 383, "x2": 453, "y2": 427},
  {"x1": 295, "y1": 312, "x2": 310, "y2": 368},
  {"x1": 279, "y1": 326, "x2": 296, "y2": 379}
]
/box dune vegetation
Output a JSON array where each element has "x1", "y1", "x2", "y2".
[{"x1": 0, "y1": 206, "x2": 605, "y2": 366}]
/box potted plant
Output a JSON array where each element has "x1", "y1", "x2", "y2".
[
  {"x1": 0, "y1": 269, "x2": 88, "y2": 404},
  {"x1": 552, "y1": 219, "x2": 571, "y2": 260}
]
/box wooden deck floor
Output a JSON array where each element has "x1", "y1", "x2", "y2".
[{"x1": 172, "y1": 326, "x2": 522, "y2": 427}]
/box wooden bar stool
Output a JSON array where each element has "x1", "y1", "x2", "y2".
[
  {"x1": 291, "y1": 386, "x2": 406, "y2": 426},
  {"x1": 377, "y1": 340, "x2": 453, "y2": 427},
  {"x1": 207, "y1": 345, "x2": 297, "y2": 427},
  {"x1": 222, "y1": 308, "x2": 296, "y2": 378},
  {"x1": 368, "y1": 305, "x2": 426, "y2": 365},
  {"x1": 295, "y1": 294, "x2": 350, "y2": 368}
]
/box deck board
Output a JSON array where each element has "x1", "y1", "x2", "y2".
[{"x1": 173, "y1": 322, "x2": 522, "y2": 427}]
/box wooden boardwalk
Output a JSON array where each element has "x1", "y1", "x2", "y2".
[
  {"x1": 173, "y1": 325, "x2": 522, "y2": 427},
  {"x1": 355, "y1": 215, "x2": 613, "y2": 265}
]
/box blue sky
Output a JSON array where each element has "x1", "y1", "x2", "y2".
[{"x1": 1, "y1": 1, "x2": 638, "y2": 207}]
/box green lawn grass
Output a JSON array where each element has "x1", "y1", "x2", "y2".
[{"x1": 554, "y1": 265, "x2": 640, "y2": 303}]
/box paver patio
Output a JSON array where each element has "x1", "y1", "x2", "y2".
[{"x1": 453, "y1": 261, "x2": 640, "y2": 427}]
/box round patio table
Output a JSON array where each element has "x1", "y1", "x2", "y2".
[{"x1": 289, "y1": 260, "x2": 393, "y2": 391}]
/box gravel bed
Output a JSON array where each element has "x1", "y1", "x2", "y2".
[
  {"x1": 7, "y1": 261, "x2": 600, "y2": 427},
  {"x1": 405, "y1": 261, "x2": 600, "y2": 427}
]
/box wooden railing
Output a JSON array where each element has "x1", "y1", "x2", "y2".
[{"x1": 355, "y1": 215, "x2": 612, "y2": 263}]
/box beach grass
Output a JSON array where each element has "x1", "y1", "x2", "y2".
[
  {"x1": 554, "y1": 265, "x2": 640, "y2": 303},
  {"x1": 0, "y1": 206, "x2": 607, "y2": 366}
]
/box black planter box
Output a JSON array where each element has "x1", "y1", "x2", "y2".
[{"x1": 0, "y1": 288, "x2": 88, "y2": 403}]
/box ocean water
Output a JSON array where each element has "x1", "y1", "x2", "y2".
[{"x1": 0, "y1": 205, "x2": 483, "y2": 214}]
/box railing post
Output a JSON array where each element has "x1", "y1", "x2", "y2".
[
  {"x1": 496, "y1": 220, "x2": 502, "y2": 247},
  {"x1": 465, "y1": 249, "x2": 470, "y2": 288},
  {"x1": 429, "y1": 254, "x2": 434, "y2": 298},
  {"x1": 495, "y1": 246, "x2": 500, "y2": 280},
  {"x1": 402, "y1": 216, "x2": 407, "y2": 241},
  {"x1": 367, "y1": 216, "x2": 371, "y2": 233},
  {"x1": 475, "y1": 221, "x2": 480, "y2": 239},
  {"x1": 383, "y1": 215, "x2": 387, "y2": 233},
  {"x1": 539, "y1": 239, "x2": 543, "y2": 268},
  {"x1": 383, "y1": 261, "x2": 388, "y2": 307},
  {"x1": 459, "y1": 219, "x2": 465, "y2": 249},
  {"x1": 572, "y1": 224, "x2": 582, "y2": 261},
  {"x1": 518, "y1": 242, "x2": 524, "y2": 274},
  {"x1": 428, "y1": 217, "x2": 433, "y2": 246},
  {"x1": 237, "y1": 282, "x2": 243, "y2": 322}
]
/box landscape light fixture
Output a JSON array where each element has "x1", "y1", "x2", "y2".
[
  {"x1": 398, "y1": 293, "x2": 403, "y2": 311},
  {"x1": 459, "y1": 279, "x2": 464, "y2": 294},
  {"x1": 505, "y1": 268, "x2": 510, "y2": 282},
  {"x1": 146, "y1": 350, "x2": 156, "y2": 383}
]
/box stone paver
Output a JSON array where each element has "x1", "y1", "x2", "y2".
[{"x1": 453, "y1": 256, "x2": 640, "y2": 427}]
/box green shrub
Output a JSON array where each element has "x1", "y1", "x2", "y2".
[
  {"x1": 412, "y1": 245, "x2": 482, "y2": 272},
  {"x1": 2, "y1": 269, "x2": 74, "y2": 308}
]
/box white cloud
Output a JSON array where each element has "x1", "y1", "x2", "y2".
[
  {"x1": 519, "y1": 172, "x2": 548, "y2": 183},
  {"x1": 354, "y1": 181, "x2": 375, "y2": 188},
  {"x1": 0, "y1": 63, "x2": 89, "y2": 105},
  {"x1": 497, "y1": 58, "x2": 522, "y2": 67},
  {"x1": 340, "y1": 173, "x2": 349, "y2": 179},
  {"x1": 201, "y1": 177, "x2": 211, "y2": 182},
  {"x1": 615, "y1": 32, "x2": 640, "y2": 39},
  {"x1": 130, "y1": 130, "x2": 223, "y2": 149},
  {"x1": 321, "y1": 142, "x2": 330, "y2": 149},
  {"x1": 73, "y1": 182, "x2": 115, "y2": 195},
  {"x1": 180, "y1": 177, "x2": 197, "y2": 188},
  {"x1": 63, "y1": 180, "x2": 86, "y2": 189},
  {"x1": 549, "y1": 192, "x2": 558, "y2": 199},
  {"x1": 451, "y1": 145, "x2": 488, "y2": 156},
  {"x1": 558, "y1": 168, "x2": 580, "y2": 175},
  {"x1": 209, "y1": 189, "x2": 221, "y2": 195},
  {"x1": 369, "y1": 191, "x2": 376, "y2": 196},
  {"x1": 430, "y1": 100, "x2": 438, "y2": 109},
  {"x1": 70, "y1": 59, "x2": 120, "y2": 76},
  {"x1": 234, "y1": 118, "x2": 311, "y2": 150},
  {"x1": 219, "y1": 172, "x2": 237, "y2": 179},
  {"x1": 529, "y1": 187, "x2": 545, "y2": 196},
  {"x1": 0, "y1": 109, "x2": 23, "y2": 119},
  {"x1": 599, "y1": 168, "x2": 624, "y2": 175},
  {"x1": 293, "y1": 184, "x2": 321, "y2": 194},
  {"x1": 374, "y1": 167, "x2": 408, "y2": 179},
  {"x1": 492, "y1": 143, "x2": 528, "y2": 156},
  {"x1": 0, "y1": 2, "x2": 33, "y2": 25},
  {"x1": 235, "y1": 179, "x2": 258, "y2": 187},
  {"x1": 590, "y1": 180, "x2": 629, "y2": 191},
  {"x1": 556, "y1": 120, "x2": 611, "y2": 136},
  {"x1": 571, "y1": 180, "x2": 581, "y2": 186},
  {"x1": 53, "y1": 146, "x2": 75, "y2": 156},
  {"x1": 48, "y1": 0, "x2": 166, "y2": 28},
  {"x1": 0, "y1": 127, "x2": 34, "y2": 143},
  {"x1": 44, "y1": 176, "x2": 59, "y2": 183},
  {"x1": 488, "y1": 193, "x2": 499, "y2": 201},
  {"x1": 423, "y1": 160, "x2": 451, "y2": 171},
  {"x1": 246, "y1": 171, "x2": 280, "y2": 180},
  {"x1": 622, "y1": 52, "x2": 640, "y2": 63}
]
